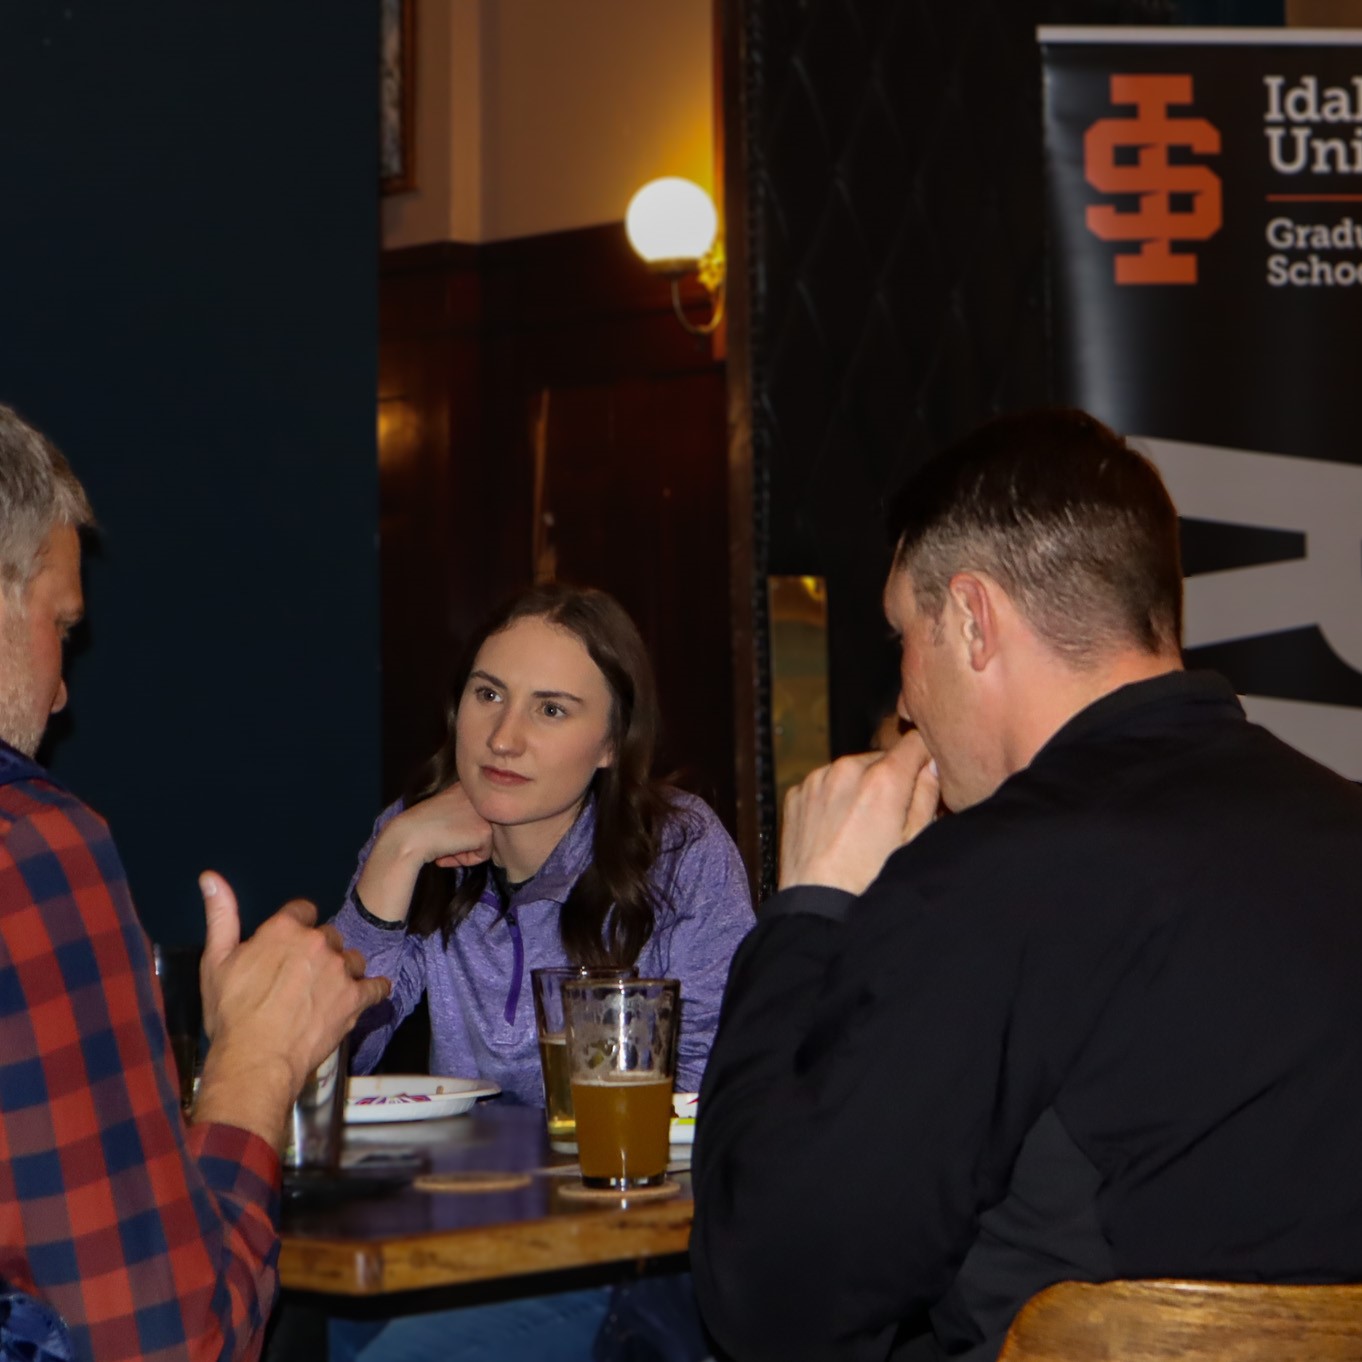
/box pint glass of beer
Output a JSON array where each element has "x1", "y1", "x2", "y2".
[
  {"x1": 562, "y1": 977, "x2": 680, "y2": 1190},
  {"x1": 531, "y1": 965, "x2": 634, "y2": 1152}
]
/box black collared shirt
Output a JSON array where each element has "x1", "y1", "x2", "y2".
[{"x1": 692, "y1": 672, "x2": 1362, "y2": 1362}]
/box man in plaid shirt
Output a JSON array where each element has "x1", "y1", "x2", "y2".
[{"x1": 0, "y1": 404, "x2": 390, "y2": 1361}]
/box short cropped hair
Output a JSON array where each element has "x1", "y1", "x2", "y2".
[
  {"x1": 0, "y1": 405, "x2": 94, "y2": 596},
  {"x1": 886, "y1": 408, "x2": 1183, "y2": 663}
]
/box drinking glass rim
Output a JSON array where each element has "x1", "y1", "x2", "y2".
[
  {"x1": 530, "y1": 964, "x2": 636, "y2": 982},
  {"x1": 560, "y1": 976, "x2": 680, "y2": 994},
  {"x1": 152, "y1": 941, "x2": 203, "y2": 971}
]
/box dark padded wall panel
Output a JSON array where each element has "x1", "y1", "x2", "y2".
[
  {"x1": 0, "y1": 2, "x2": 380, "y2": 939},
  {"x1": 737, "y1": 0, "x2": 1171, "y2": 864}
]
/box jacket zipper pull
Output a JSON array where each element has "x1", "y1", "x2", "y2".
[{"x1": 504, "y1": 913, "x2": 524, "y2": 1024}]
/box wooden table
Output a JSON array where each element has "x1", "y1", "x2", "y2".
[{"x1": 279, "y1": 1103, "x2": 693, "y2": 1297}]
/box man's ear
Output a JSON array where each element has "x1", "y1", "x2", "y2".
[{"x1": 947, "y1": 572, "x2": 998, "y2": 672}]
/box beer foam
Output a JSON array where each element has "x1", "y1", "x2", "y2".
[{"x1": 570, "y1": 1074, "x2": 672, "y2": 1086}]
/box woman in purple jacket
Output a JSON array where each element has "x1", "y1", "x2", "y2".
[{"x1": 330, "y1": 583, "x2": 753, "y2": 1362}]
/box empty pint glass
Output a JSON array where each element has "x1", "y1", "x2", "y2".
[
  {"x1": 531, "y1": 965, "x2": 634, "y2": 1152},
  {"x1": 562, "y1": 978, "x2": 680, "y2": 1190},
  {"x1": 283, "y1": 1037, "x2": 349, "y2": 1173}
]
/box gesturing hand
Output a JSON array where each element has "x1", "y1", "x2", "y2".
[
  {"x1": 778, "y1": 729, "x2": 941, "y2": 895},
  {"x1": 193, "y1": 871, "x2": 391, "y2": 1147}
]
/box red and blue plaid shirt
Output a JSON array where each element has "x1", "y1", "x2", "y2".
[{"x1": 0, "y1": 753, "x2": 280, "y2": 1362}]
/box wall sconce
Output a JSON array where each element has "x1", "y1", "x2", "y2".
[{"x1": 625, "y1": 177, "x2": 725, "y2": 336}]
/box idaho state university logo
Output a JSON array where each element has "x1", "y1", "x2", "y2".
[{"x1": 1084, "y1": 74, "x2": 1222, "y2": 284}]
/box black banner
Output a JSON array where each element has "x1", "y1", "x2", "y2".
[{"x1": 1043, "y1": 27, "x2": 1362, "y2": 778}]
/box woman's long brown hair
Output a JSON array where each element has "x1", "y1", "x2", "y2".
[{"x1": 403, "y1": 584, "x2": 685, "y2": 967}]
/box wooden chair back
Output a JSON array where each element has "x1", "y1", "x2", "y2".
[{"x1": 997, "y1": 1279, "x2": 1362, "y2": 1361}]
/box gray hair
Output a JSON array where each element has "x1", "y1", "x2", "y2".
[{"x1": 0, "y1": 404, "x2": 94, "y2": 596}]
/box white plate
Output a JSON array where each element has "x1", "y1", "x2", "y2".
[
  {"x1": 670, "y1": 1091, "x2": 699, "y2": 1146},
  {"x1": 345, "y1": 1074, "x2": 500, "y2": 1124}
]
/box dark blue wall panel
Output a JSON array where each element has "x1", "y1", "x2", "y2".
[{"x1": 0, "y1": 1, "x2": 380, "y2": 940}]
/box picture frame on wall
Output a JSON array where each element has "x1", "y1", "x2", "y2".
[{"x1": 380, "y1": 0, "x2": 415, "y2": 194}]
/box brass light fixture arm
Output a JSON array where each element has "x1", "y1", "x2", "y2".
[
  {"x1": 668, "y1": 240, "x2": 726, "y2": 337},
  {"x1": 670, "y1": 275, "x2": 725, "y2": 336}
]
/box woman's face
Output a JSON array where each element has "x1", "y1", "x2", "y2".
[{"x1": 455, "y1": 615, "x2": 616, "y2": 831}]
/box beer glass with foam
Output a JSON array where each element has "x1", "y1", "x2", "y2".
[
  {"x1": 562, "y1": 977, "x2": 680, "y2": 1190},
  {"x1": 531, "y1": 965, "x2": 635, "y2": 1152}
]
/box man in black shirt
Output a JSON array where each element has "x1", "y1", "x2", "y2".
[{"x1": 690, "y1": 409, "x2": 1362, "y2": 1362}]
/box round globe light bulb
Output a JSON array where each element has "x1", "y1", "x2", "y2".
[{"x1": 625, "y1": 178, "x2": 718, "y2": 272}]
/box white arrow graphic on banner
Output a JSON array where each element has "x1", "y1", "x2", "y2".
[{"x1": 1136, "y1": 435, "x2": 1362, "y2": 779}]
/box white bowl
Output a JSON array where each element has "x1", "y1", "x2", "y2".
[{"x1": 345, "y1": 1074, "x2": 500, "y2": 1124}]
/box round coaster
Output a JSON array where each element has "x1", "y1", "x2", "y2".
[
  {"x1": 413, "y1": 1171, "x2": 532, "y2": 1194},
  {"x1": 558, "y1": 1178, "x2": 681, "y2": 1203}
]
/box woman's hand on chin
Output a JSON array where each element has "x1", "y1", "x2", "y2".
[
  {"x1": 357, "y1": 784, "x2": 494, "y2": 921},
  {"x1": 394, "y1": 782, "x2": 495, "y2": 867}
]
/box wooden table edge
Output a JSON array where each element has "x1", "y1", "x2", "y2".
[{"x1": 280, "y1": 1198, "x2": 694, "y2": 1295}]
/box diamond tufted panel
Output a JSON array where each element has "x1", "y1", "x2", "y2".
[{"x1": 733, "y1": 0, "x2": 1172, "y2": 877}]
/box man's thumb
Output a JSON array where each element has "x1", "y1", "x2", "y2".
[{"x1": 200, "y1": 870, "x2": 241, "y2": 967}]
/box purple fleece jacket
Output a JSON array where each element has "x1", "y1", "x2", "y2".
[{"x1": 332, "y1": 792, "x2": 754, "y2": 1104}]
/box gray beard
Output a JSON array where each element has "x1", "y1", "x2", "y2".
[{"x1": 0, "y1": 612, "x2": 46, "y2": 758}]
